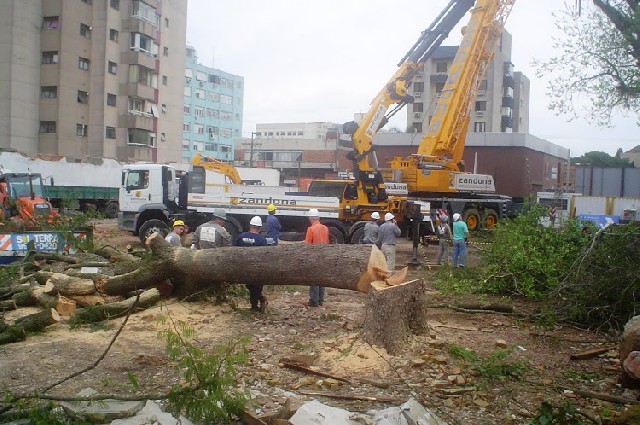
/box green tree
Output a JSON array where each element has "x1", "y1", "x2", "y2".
[
  {"x1": 535, "y1": 1, "x2": 640, "y2": 125},
  {"x1": 570, "y1": 150, "x2": 632, "y2": 166}
]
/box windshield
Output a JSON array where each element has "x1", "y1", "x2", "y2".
[
  {"x1": 308, "y1": 181, "x2": 347, "y2": 198},
  {"x1": 7, "y1": 175, "x2": 44, "y2": 198}
]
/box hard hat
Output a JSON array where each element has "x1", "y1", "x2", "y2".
[
  {"x1": 371, "y1": 212, "x2": 380, "y2": 220},
  {"x1": 267, "y1": 204, "x2": 276, "y2": 212},
  {"x1": 308, "y1": 208, "x2": 319, "y2": 217},
  {"x1": 384, "y1": 213, "x2": 394, "y2": 221},
  {"x1": 213, "y1": 209, "x2": 227, "y2": 220},
  {"x1": 453, "y1": 213, "x2": 461, "y2": 222},
  {"x1": 173, "y1": 220, "x2": 185, "y2": 227},
  {"x1": 249, "y1": 216, "x2": 262, "y2": 227},
  {"x1": 440, "y1": 215, "x2": 449, "y2": 223}
]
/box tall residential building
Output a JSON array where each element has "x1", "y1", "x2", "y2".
[
  {"x1": 181, "y1": 46, "x2": 243, "y2": 163},
  {"x1": 406, "y1": 31, "x2": 529, "y2": 135},
  {"x1": 0, "y1": 0, "x2": 187, "y2": 163}
]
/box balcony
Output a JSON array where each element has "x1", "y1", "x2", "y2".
[
  {"x1": 121, "y1": 50, "x2": 156, "y2": 70},
  {"x1": 501, "y1": 96, "x2": 514, "y2": 108},
  {"x1": 501, "y1": 115, "x2": 513, "y2": 130},
  {"x1": 120, "y1": 82, "x2": 155, "y2": 101},
  {"x1": 430, "y1": 74, "x2": 448, "y2": 84},
  {"x1": 121, "y1": 18, "x2": 158, "y2": 39},
  {"x1": 503, "y1": 74, "x2": 514, "y2": 88},
  {"x1": 118, "y1": 113, "x2": 155, "y2": 131}
]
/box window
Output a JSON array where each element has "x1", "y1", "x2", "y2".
[
  {"x1": 194, "y1": 107, "x2": 204, "y2": 117},
  {"x1": 161, "y1": 104, "x2": 167, "y2": 113},
  {"x1": 160, "y1": 132, "x2": 166, "y2": 141},
  {"x1": 208, "y1": 74, "x2": 221, "y2": 84},
  {"x1": 108, "y1": 61, "x2": 117, "y2": 74},
  {"x1": 221, "y1": 78, "x2": 233, "y2": 88},
  {"x1": 125, "y1": 170, "x2": 149, "y2": 191},
  {"x1": 127, "y1": 128, "x2": 152, "y2": 146},
  {"x1": 182, "y1": 140, "x2": 190, "y2": 150},
  {"x1": 220, "y1": 145, "x2": 232, "y2": 153},
  {"x1": 474, "y1": 122, "x2": 486, "y2": 132},
  {"x1": 475, "y1": 101, "x2": 487, "y2": 111},
  {"x1": 41, "y1": 86, "x2": 57, "y2": 98},
  {"x1": 220, "y1": 128, "x2": 232, "y2": 138},
  {"x1": 207, "y1": 126, "x2": 219, "y2": 135},
  {"x1": 163, "y1": 46, "x2": 168, "y2": 57},
  {"x1": 81, "y1": 0, "x2": 92, "y2": 4},
  {"x1": 164, "y1": 17, "x2": 169, "y2": 27},
  {"x1": 413, "y1": 103, "x2": 424, "y2": 113},
  {"x1": 194, "y1": 124, "x2": 204, "y2": 134},
  {"x1": 106, "y1": 93, "x2": 116, "y2": 106},
  {"x1": 193, "y1": 141, "x2": 204, "y2": 152},
  {"x1": 110, "y1": 0, "x2": 119, "y2": 10},
  {"x1": 183, "y1": 105, "x2": 191, "y2": 114},
  {"x1": 413, "y1": 82, "x2": 424, "y2": 93},
  {"x1": 162, "y1": 75, "x2": 167, "y2": 85},
  {"x1": 220, "y1": 94, "x2": 232, "y2": 105},
  {"x1": 42, "y1": 16, "x2": 59, "y2": 30},
  {"x1": 79, "y1": 57, "x2": 90, "y2": 70},
  {"x1": 76, "y1": 124, "x2": 88, "y2": 136},
  {"x1": 80, "y1": 23, "x2": 91, "y2": 38},
  {"x1": 435, "y1": 62, "x2": 448, "y2": 73},
  {"x1": 39, "y1": 121, "x2": 56, "y2": 133},
  {"x1": 130, "y1": 33, "x2": 158, "y2": 57},
  {"x1": 479, "y1": 79, "x2": 488, "y2": 91},
  {"x1": 207, "y1": 109, "x2": 219, "y2": 119},
  {"x1": 129, "y1": 65, "x2": 158, "y2": 88},
  {"x1": 207, "y1": 92, "x2": 219, "y2": 102},
  {"x1": 105, "y1": 126, "x2": 116, "y2": 139},
  {"x1": 77, "y1": 90, "x2": 89, "y2": 104},
  {"x1": 435, "y1": 82, "x2": 445, "y2": 95},
  {"x1": 195, "y1": 89, "x2": 205, "y2": 99},
  {"x1": 412, "y1": 122, "x2": 422, "y2": 133},
  {"x1": 220, "y1": 111, "x2": 233, "y2": 121},
  {"x1": 183, "y1": 123, "x2": 190, "y2": 132},
  {"x1": 132, "y1": 0, "x2": 159, "y2": 27},
  {"x1": 109, "y1": 29, "x2": 118, "y2": 42},
  {"x1": 42, "y1": 51, "x2": 59, "y2": 64},
  {"x1": 196, "y1": 71, "x2": 206, "y2": 81},
  {"x1": 205, "y1": 143, "x2": 217, "y2": 151},
  {"x1": 128, "y1": 97, "x2": 146, "y2": 114},
  {"x1": 184, "y1": 87, "x2": 191, "y2": 97}
]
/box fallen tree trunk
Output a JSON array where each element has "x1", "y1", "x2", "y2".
[
  {"x1": 44, "y1": 273, "x2": 97, "y2": 296},
  {"x1": 109, "y1": 233, "x2": 394, "y2": 298},
  {"x1": 363, "y1": 279, "x2": 429, "y2": 354},
  {"x1": 0, "y1": 283, "x2": 32, "y2": 300},
  {"x1": 0, "y1": 299, "x2": 16, "y2": 311},
  {"x1": 74, "y1": 288, "x2": 161, "y2": 323},
  {"x1": 0, "y1": 308, "x2": 60, "y2": 345}
]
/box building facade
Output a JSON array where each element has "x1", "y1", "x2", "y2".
[
  {"x1": 181, "y1": 46, "x2": 243, "y2": 163},
  {"x1": 0, "y1": 0, "x2": 187, "y2": 163},
  {"x1": 234, "y1": 122, "x2": 351, "y2": 186},
  {"x1": 406, "y1": 31, "x2": 529, "y2": 135}
]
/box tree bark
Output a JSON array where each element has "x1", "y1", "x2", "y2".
[
  {"x1": 0, "y1": 308, "x2": 60, "y2": 345},
  {"x1": 0, "y1": 300, "x2": 16, "y2": 311},
  {"x1": 74, "y1": 288, "x2": 161, "y2": 323},
  {"x1": 127, "y1": 233, "x2": 393, "y2": 298},
  {"x1": 363, "y1": 279, "x2": 429, "y2": 354},
  {"x1": 45, "y1": 273, "x2": 97, "y2": 296},
  {"x1": 0, "y1": 283, "x2": 32, "y2": 300}
]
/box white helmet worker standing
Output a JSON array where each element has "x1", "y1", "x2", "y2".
[
  {"x1": 384, "y1": 212, "x2": 395, "y2": 222},
  {"x1": 453, "y1": 213, "x2": 461, "y2": 222},
  {"x1": 370, "y1": 212, "x2": 380, "y2": 220},
  {"x1": 378, "y1": 211, "x2": 401, "y2": 271},
  {"x1": 235, "y1": 215, "x2": 268, "y2": 312},
  {"x1": 363, "y1": 212, "x2": 381, "y2": 245}
]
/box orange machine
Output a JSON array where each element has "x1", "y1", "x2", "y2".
[{"x1": 0, "y1": 173, "x2": 58, "y2": 226}]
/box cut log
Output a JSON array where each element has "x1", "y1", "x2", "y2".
[
  {"x1": 12, "y1": 288, "x2": 38, "y2": 307},
  {"x1": 34, "y1": 253, "x2": 80, "y2": 264},
  {"x1": 363, "y1": 279, "x2": 429, "y2": 354},
  {"x1": 74, "y1": 288, "x2": 161, "y2": 323},
  {"x1": 68, "y1": 294, "x2": 104, "y2": 307},
  {"x1": 45, "y1": 273, "x2": 96, "y2": 296},
  {"x1": 0, "y1": 299, "x2": 16, "y2": 311},
  {"x1": 133, "y1": 233, "x2": 393, "y2": 298},
  {"x1": 56, "y1": 297, "x2": 77, "y2": 317},
  {"x1": 32, "y1": 286, "x2": 58, "y2": 309},
  {"x1": 93, "y1": 245, "x2": 138, "y2": 263},
  {"x1": 0, "y1": 283, "x2": 32, "y2": 300},
  {"x1": 0, "y1": 308, "x2": 60, "y2": 345}
]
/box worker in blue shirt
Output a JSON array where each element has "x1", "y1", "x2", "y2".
[
  {"x1": 265, "y1": 204, "x2": 281, "y2": 245},
  {"x1": 235, "y1": 216, "x2": 268, "y2": 311}
]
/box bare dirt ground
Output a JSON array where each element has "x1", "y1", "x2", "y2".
[{"x1": 0, "y1": 220, "x2": 631, "y2": 424}]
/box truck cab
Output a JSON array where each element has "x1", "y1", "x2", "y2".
[{"x1": 0, "y1": 173, "x2": 57, "y2": 225}]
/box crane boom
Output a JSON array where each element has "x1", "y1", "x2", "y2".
[{"x1": 191, "y1": 153, "x2": 242, "y2": 185}]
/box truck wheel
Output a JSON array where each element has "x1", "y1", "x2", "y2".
[
  {"x1": 462, "y1": 209, "x2": 480, "y2": 231},
  {"x1": 350, "y1": 227, "x2": 366, "y2": 244},
  {"x1": 484, "y1": 209, "x2": 499, "y2": 229},
  {"x1": 138, "y1": 219, "x2": 170, "y2": 243},
  {"x1": 328, "y1": 226, "x2": 345, "y2": 244},
  {"x1": 104, "y1": 201, "x2": 119, "y2": 219}
]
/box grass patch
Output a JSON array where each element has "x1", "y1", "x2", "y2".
[{"x1": 448, "y1": 344, "x2": 528, "y2": 381}]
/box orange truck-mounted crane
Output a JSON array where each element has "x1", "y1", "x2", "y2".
[
  {"x1": 385, "y1": 0, "x2": 517, "y2": 230},
  {"x1": 0, "y1": 172, "x2": 58, "y2": 226}
]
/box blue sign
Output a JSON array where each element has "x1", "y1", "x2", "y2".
[{"x1": 577, "y1": 214, "x2": 620, "y2": 228}]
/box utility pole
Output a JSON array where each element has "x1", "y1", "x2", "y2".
[{"x1": 249, "y1": 132, "x2": 257, "y2": 167}]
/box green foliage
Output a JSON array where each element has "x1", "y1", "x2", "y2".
[
  {"x1": 531, "y1": 400, "x2": 586, "y2": 424},
  {"x1": 571, "y1": 151, "x2": 632, "y2": 167},
  {"x1": 478, "y1": 205, "x2": 590, "y2": 297},
  {"x1": 550, "y1": 223, "x2": 640, "y2": 330},
  {"x1": 432, "y1": 265, "x2": 483, "y2": 293},
  {"x1": 6, "y1": 400, "x2": 93, "y2": 425},
  {"x1": 0, "y1": 265, "x2": 19, "y2": 288},
  {"x1": 157, "y1": 316, "x2": 249, "y2": 424},
  {"x1": 448, "y1": 344, "x2": 528, "y2": 380}
]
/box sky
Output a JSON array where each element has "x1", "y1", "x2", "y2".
[{"x1": 186, "y1": 0, "x2": 640, "y2": 157}]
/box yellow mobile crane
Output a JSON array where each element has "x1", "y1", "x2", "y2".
[
  {"x1": 387, "y1": 0, "x2": 516, "y2": 230},
  {"x1": 191, "y1": 153, "x2": 243, "y2": 185},
  {"x1": 308, "y1": 0, "x2": 476, "y2": 242}
]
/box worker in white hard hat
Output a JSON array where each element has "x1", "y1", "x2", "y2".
[
  {"x1": 305, "y1": 208, "x2": 329, "y2": 307},
  {"x1": 235, "y1": 216, "x2": 269, "y2": 311},
  {"x1": 191, "y1": 208, "x2": 231, "y2": 250},
  {"x1": 435, "y1": 214, "x2": 452, "y2": 265},
  {"x1": 266, "y1": 203, "x2": 281, "y2": 245},
  {"x1": 165, "y1": 219, "x2": 186, "y2": 247},
  {"x1": 377, "y1": 212, "x2": 401, "y2": 271},
  {"x1": 362, "y1": 212, "x2": 381, "y2": 244},
  {"x1": 451, "y1": 213, "x2": 470, "y2": 267}
]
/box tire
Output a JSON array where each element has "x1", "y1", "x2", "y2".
[
  {"x1": 104, "y1": 201, "x2": 119, "y2": 219},
  {"x1": 484, "y1": 209, "x2": 499, "y2": 229},
  {"x1": 350, "y1": 227, "x2": 366, "y2": 244},
  {"x1": 462, "y1": 208, "x2": 480, "y2": 232},
  {"x1": 328, "y1": 226, "x2": 345, "y2": 244},
  {"x1": 138, "y1": 219, "x2": 170, "y2": 243}
]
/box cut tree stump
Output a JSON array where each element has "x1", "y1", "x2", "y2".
[
  {"x1": 120, "y1": 233, "x2": 396, "y2": 298},
  {"x1": 363, "y1": 279, "x2": 429, "y2": 354},
  {"x1": 0, "y1": 308, "x2": 60, "y2": 345},
  {"x1": 56, "y1": 297, "x2": 77, "y2": 317}
]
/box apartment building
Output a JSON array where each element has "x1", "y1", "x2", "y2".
[
  {"x1": 181, "y1": 46, "x2": 243, "y2": 163},
  {"x1": 0, "y1": 0, "x2": 187, "y2": 163},
  {"x1": 407, "y1": 31, "x2": 529, "y2": 135}
]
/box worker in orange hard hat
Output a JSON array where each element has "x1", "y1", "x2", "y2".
[
  {"x1": 165, "y1": 220, "x2": 186, "y2": 247},
  {"x1": 266, "y1": 203, "x2": 281, "y2": 245}
]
